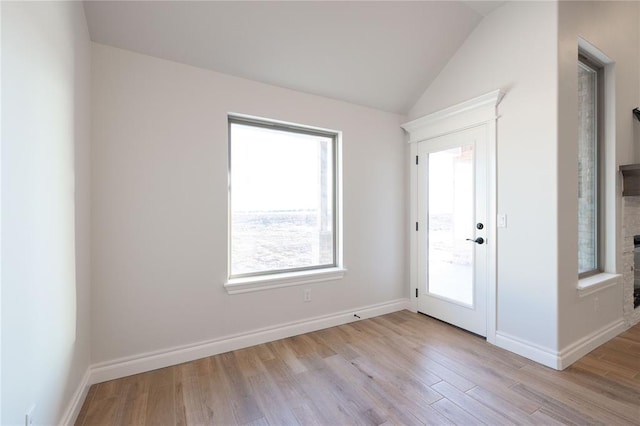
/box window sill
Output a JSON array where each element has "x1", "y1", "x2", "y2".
[
  {"x1": 224, "y1": 267, "x2": 347, "y2": 295},
  {"x1": 577, "y1": 272, "x2": 621, "y2": 297}
]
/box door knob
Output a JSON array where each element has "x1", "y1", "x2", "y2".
[{"x1": 466, "y1": 237, "x2": 485, "y2": 245}]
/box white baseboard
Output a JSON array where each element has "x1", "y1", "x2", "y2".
[
  {"x1": 557, "y1": 318, "x2": 627, "y2": 369},
  {"x1": 59, "y1": 368, "x2": 91, "y2": 426},
  {"x1": 495, "y1": 318, "x2": 627, "y2": 370},
  {"x1": 88, "y1": 298, "x2": 410, "y2": 385},
  {"x1": 494, "y1": 331, "x2": 560, "y2": 369}
]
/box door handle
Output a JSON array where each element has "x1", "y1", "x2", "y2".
[{"x1": 466, "y1": 237, "x2": 485, "y2": 245}]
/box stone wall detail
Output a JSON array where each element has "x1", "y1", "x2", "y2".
[{"x1": 622, "y1": 197, "x2": 640, "y2": 326}]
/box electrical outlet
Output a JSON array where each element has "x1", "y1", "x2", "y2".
[
  {"x1": 25, "y1": 404, "x2": 36, "y2": 426},
  {"x1": 303, "y1": 289, "x2": 312, "y2": 302},
  {"x1": 497, "y1": 214, "x2": 507, "y2": 228}
]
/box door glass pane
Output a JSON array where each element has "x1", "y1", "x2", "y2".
[{"x1": 428, "y1": 145, "x2": 474, "y2": 306}]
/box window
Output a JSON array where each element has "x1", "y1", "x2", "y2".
[
  {"x1": 578, "y1": 54, "x2": 603, "y2": 277},
  {"x1": 228, "y1": 116, "x2": 340, "y2": 283}
]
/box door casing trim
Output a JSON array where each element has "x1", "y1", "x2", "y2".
[{"x1": 402, "y1": 90, "x2": 503, "y2": 344}]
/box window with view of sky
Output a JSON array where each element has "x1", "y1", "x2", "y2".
[{"x1": 229, "y1": 118, "x2": 336, "y2": 277}]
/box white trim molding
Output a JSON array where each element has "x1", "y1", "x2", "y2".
[
  {"x1": 59, "y1": 369, "x2": 91, "y2": 426},
  {"x1": 401, "y1": 90, "x2": 503, "y2": 344},
  {"x1": 225, "y1": 267, "x2": 347, "y2": 294},
  {"x1": 495, "y1": 317, "x2": 626, "y2": 370},
  {"x1": 88, "y1": 298, "x2": 410, "y2": 385},
  {"x1": 557, "y1": 318, "x2": 626, "y2": 369},
  {"x1": 495, "y1": 331, "x2": 560, "y2": 369},
  {"x1": 577, "y1": 272, "x2": 621, "y2": 297},
  {"x1": 401, "y1": 90, "x2": 505, "y2": 143}
]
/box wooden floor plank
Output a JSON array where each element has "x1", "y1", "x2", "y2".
[
  {"x1": 217, "y1": 352, "x2": 264, "y2": 425},
  {"x1": 121, "y1": 391, "x2": 149, "y2": 425},
  {"x1": 432, "y1": 381, "x2": 515, "y2": 425},
  {"x1": 310, "y1": 326, "x2": 360, "y2": 361},
  {"x1": 562, "y1": 365, "x2": 640, "y2": 406},
  {"x1": 247, "y1": 372, "x2": 301, "y2": 426},
  {"x1": 465, "y1": 385, "x2": 539, "y2": 424},
  {"x1": 143, "y1": 367, "x2": 174, "y2": 426},
  {"x1": 432, "y1": 397, "x2": 485, "y2": 425},
  {"x1": 290, "y1": 403, "x2": 327, "y2": 426},
  {"x1": 348, "y1": 354, "x2": 444, "y2": 405},
  {"x1": 175, "y1": 361, "x2": 208, "y2": 425},
  {"x1": 304, "y1": 355, "x2": 388, "y2": 424},
  {"x1": 324, "y1": 350, "x2": 442, "y2": 425},
  {"x1": 516, "y1": 364, "x2": 640, "y2": 424},
  {"x1": 581, "y1": 352, "x2": 639, "y2": 378},
  {"x1": 204, "y1": 355, "x2": 240, "y2": 424},
  {"x1": 529, "y1": 408, "x2": 568, "y2": 425},
  {"x1": 510, "y1": 382, "x2": 604, "y2": 426},
  {"x1": 602, "y1": 334, "x2": 640, "y2": 355},
  {"x1": 75, "y1": 384, "x2": 97, "y2": 426},
  {"x1": 260, "y1": 357, "x2": 320, "y2": 417},
  {"x1": 304, "y1": 331, "x2": 338, "y2": 359},
  {"x1": 76, "y1": 312, "x2": 640, "y2": 426},
  {"x1": 419, "y1": 341, "x2": 520, "y2": 390},
  {"x1": 291, "y1": 368, "x2": 362, "y2": 425},
  {"x1": 362, "y1": 334, "x2": 444, "y2": 386},
  {"x1": 81, "y1": 395, "x2": 123, "y2": 426},
  {"x1": 266, "y1": 339, "x2": 308, "y2": 374},
  {"x1": 597, "y1": 345, "x2": 640, "y2": 371}
]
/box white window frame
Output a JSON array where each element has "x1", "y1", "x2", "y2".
[
  {"x1": 578, "y1": 53, "x2": 603, "y2": 278},
  {"x1": 224, "y1": 114, "x2": 345, "y2": 294},
  {"x1": 576, "y1": 39, "x2": 621, "y2": 295}
]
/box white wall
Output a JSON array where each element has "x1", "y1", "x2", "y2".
[
  {"x1": 0, "y1": 2, "x2": 4, "y2": 421},
  {"x1": 1, "y1": 1, "x2": 92, "y2": 425},
  {"x1": 91, "y1": 44, "x2": 406, "y2": 364},
  {"x1": 557, "y1": 1, "x2": 639, "y2": 349},
  {"x1": 410, "y1": 2, "x2": 560, "y2": 352}
]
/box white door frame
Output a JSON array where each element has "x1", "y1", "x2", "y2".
[{"x1": 401, "y1": 90, "x2": 503, "y2": 344}]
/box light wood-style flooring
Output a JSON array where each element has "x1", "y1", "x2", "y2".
[{"x1": 76, "y1": 311, "x2": 640, "y2": 425}]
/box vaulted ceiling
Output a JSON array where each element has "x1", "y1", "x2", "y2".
[{"x1": 83, "y1": 1, "x2": 504, "y2": 114}]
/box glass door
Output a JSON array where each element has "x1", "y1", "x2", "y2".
[{"x1": 417, "y1": 126, "x2": 487, "y2": 336}]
